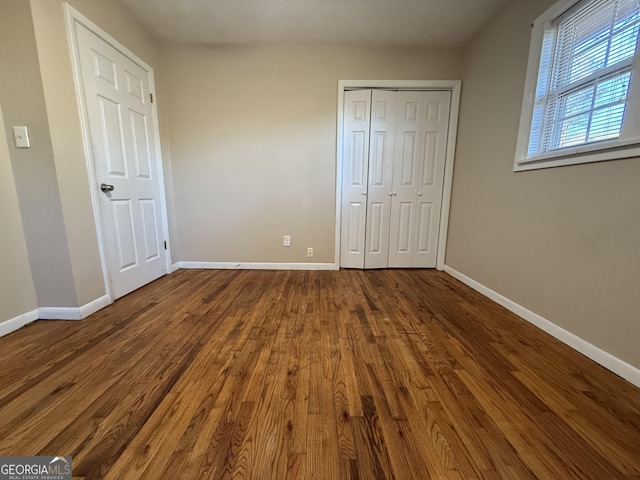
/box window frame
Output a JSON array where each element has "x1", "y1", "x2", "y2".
[{"x1": 515, "y1": 0, "x2": 640, "y2": 171}]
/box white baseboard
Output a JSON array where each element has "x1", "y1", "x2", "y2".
[
  {"x1": 170, "y1": 262, "x2": 181, "y2": 273},
  {"x1": 178, "y1": 261, "x2": 339, "y2": 271},
  {"x1": 444, "y1": 265, "x2": 640, "y2": 389},
  {"x1": 39, "y1": 295, "x2": 110, "y2": 321},
  {"x1": 79, "y1": 295, "x2": 110, "y2": 318},
  {"x1": 38, "y1": 307, "x2": 83, "y2": 320},
  {"x1": 0, "y1": 295, "x2": 111, "y2": 337},
  {"x1": 0, "y1": 309, "x2": 39, "y2": 337}
]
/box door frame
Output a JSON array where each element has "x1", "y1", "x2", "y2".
[
  {"x1": 335, "y1": 80, "x2": 461, "y2": 270},
  {"x1": 65, "y1": 4, "x2": 172, "y2": 302}
]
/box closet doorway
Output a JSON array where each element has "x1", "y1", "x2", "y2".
[{"x1": 337, "y1": 81, "x2": 460, "y2": 270}]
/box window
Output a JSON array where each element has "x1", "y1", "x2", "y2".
[{"x1": 515, "y1": 0, "x2": 640, "y2": 170}]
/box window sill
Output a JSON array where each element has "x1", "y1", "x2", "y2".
[{"x1": 514, "y1": 139, "x2": 640, "y2": 171}]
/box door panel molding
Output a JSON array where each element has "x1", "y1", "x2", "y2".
[{"x1": 336, "y1": 80, "x2": 461, "y2": 270}]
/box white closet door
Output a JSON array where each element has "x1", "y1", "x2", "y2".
[
  {"x1": 340, "y1": 90, "x2": 371, "y2": 268},
  {"x1": 364, "y1": 90, "x2": 396, "y2": 269},
  {"x1": 388, "y1": 91, "x2": 451, "y2": 268}
]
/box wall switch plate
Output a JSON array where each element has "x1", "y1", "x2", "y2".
[
  {"x1": 307, "y1": 247, "x2": 313, "y2": 258},
  {"x1": 283, "y1": 235, "x2": 291, "y2": 247},
  {"x1": 13, "y1": 126, "x2": 30, "y2": 148}
]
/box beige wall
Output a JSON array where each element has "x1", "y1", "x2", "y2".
[
  {"x1": 447, "y1": 0, "x2": 640, "y2": 368},
  {"x1": 161, "y1": 44, "x2": 462, "y2": 263},
  {"x1": 0, "y1": 104, "x2": 38, "y2": 323},
  {"x1": 29, "y1": 0, "x2": 169, "y2": 304},
  {"x1": 0, "y1": 0, "x2": 78, "y2": 308}
]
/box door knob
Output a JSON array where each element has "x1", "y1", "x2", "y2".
[
  {"x1": 361, "y1": 191, "x2": 367, "y2": 196},
  {"x1": 100, "y1": 183, "x2": 115, "y2": 192},
  {"x1": 418, "y1": 192, "x2": 423, "y2": 197}
]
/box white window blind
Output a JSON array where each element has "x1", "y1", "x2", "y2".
[{"x1": 527, "y1": 0, "x2": 640, "y2": 159}]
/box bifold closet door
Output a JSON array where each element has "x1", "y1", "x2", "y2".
[
  {"x1": 340, "y1": 89, "x2": 451, "y2": 269},
  {"x1": 388, "y1": 90, "x2": 451, "y2": 268},
  {"x1": 340, "y1": 90, "x2": 396, "y2": 269}
]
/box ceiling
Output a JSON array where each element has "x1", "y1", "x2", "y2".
[{"x1": 118, "y1": 0, "x2": 511, "y2": 47}]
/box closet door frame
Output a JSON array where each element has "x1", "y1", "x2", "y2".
[{"x1": 335, "y1": 80, "x2": 461, "y2": 270}]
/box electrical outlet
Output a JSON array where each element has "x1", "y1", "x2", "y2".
[
  {"x1": 283, "y1": 235, "x2": 291, "y2": 247},
  {"x1": 307, "y1": 247, "x2": 313, "y2": 258}
]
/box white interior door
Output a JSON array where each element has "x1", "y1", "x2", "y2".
[
  {"x1": 340, "y1": 90, "x2": 371, "y2": 269},
  {"x1": 75, "y1": 22, "x2": 166, "y2": 299},
  {"x1": 388, "y1": 91, "x2": 451, "y2": 268}
]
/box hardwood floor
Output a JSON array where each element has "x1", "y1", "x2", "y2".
[{"x1": 1, "y1": 269, "x2": 639, "y2": 479}]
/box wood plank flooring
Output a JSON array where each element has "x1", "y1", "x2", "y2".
[{"x1": 1, "y1": 269, "x2": 639, "y2": 479}]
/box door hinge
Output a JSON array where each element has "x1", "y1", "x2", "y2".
[
  {"x1": 150, "y1": 93, "x2": 154, "y2": 103},
  {"x1": 164, "y1": 240, "x2": 167, "y2": 250}
]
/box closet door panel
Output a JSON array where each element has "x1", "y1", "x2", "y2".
[
  {"x1": 415, "y1": 92, "x2": 451, "y2": 267},
  {"x1": 341, "y1": 90, "x2": 372, "y2": 268},
  {"x1": 388, "y1": 92, "x2": 421, "y2": 267},
  {"x1": 364, "y1": 90, "x2": 396, "y2": 269}
]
